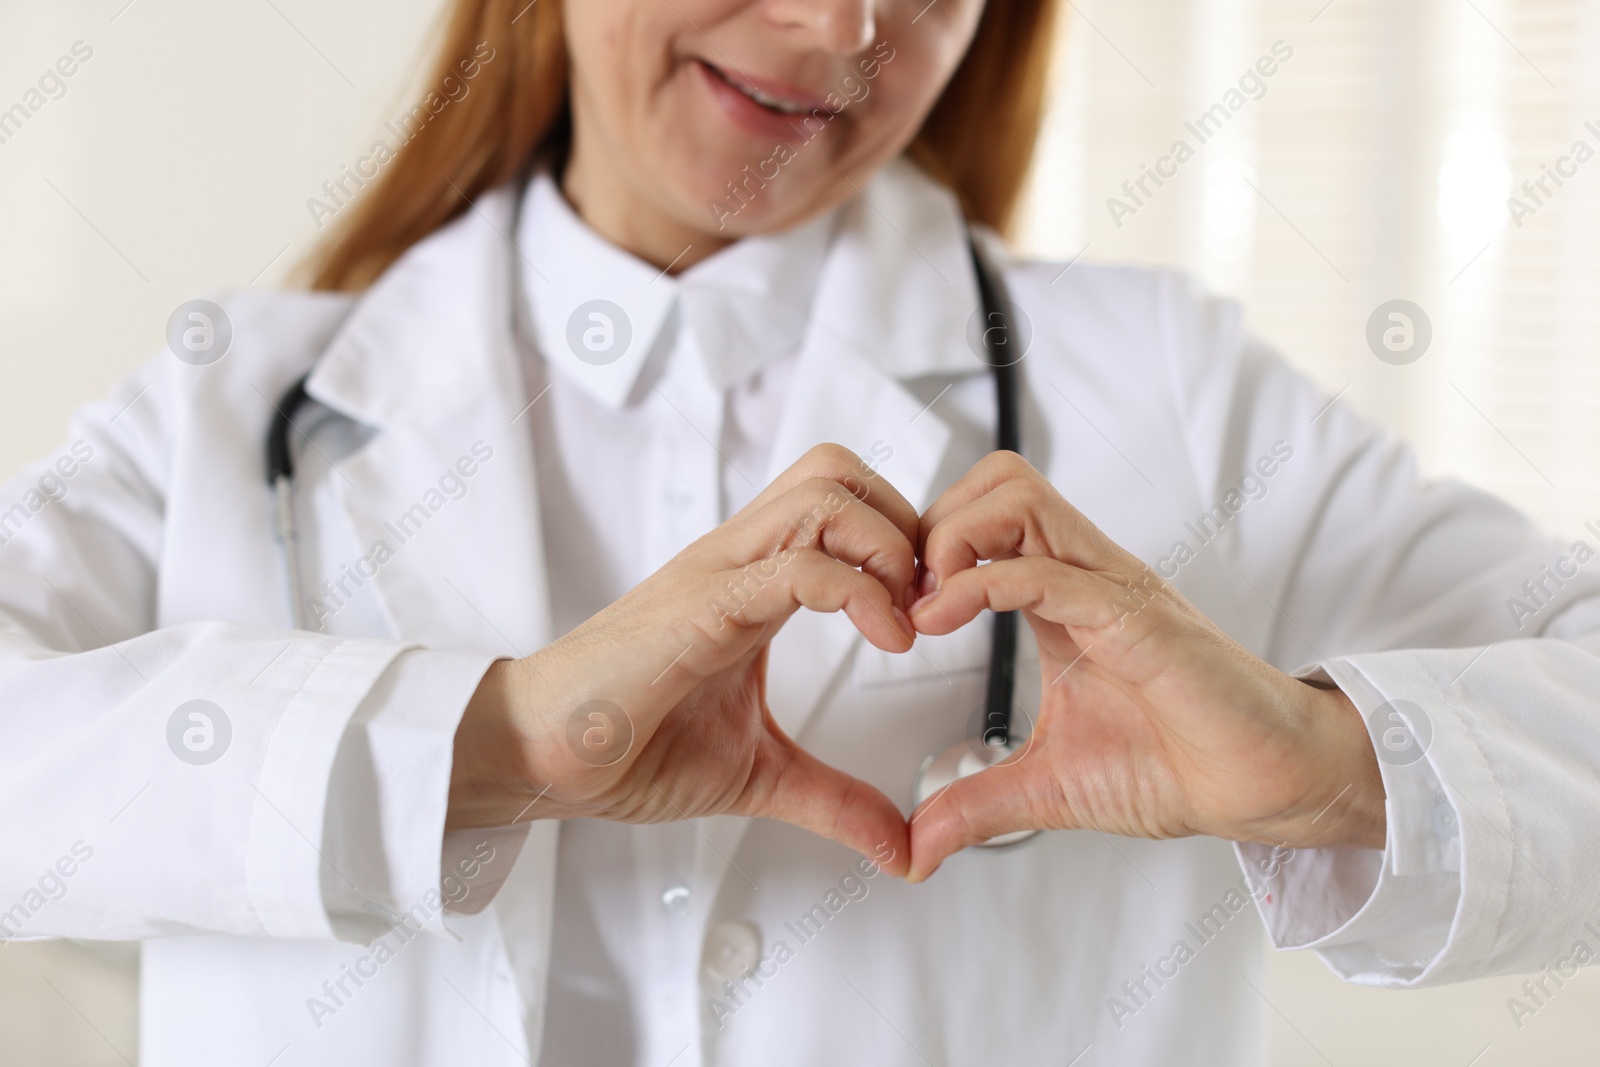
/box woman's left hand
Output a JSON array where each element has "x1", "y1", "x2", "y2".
[{"x1": 905, "y1": 452, "x2": 1387, "y2": 882}]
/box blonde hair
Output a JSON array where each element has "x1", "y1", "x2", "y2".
[{"x1": 303, "y1": 0, "x2": 1059, "y2": 292}]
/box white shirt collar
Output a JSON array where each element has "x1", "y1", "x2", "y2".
[{"x1": 517, "y1": 170, "x2": 835, "y2": 409}]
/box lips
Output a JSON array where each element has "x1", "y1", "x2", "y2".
[{"x1": 695, "y1": 58, "x2": 826, "y2": 116}]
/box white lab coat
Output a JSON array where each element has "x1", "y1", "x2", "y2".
[{"x1": 3, "y1": 158, "x2": 1599, "y2": 1067}]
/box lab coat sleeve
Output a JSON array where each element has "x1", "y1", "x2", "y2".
[
  {"x1": 0, "y1": 358, "x2": 498, "y2": 945},
  {"x1": 1155, "y1": 271, "x2": 1600, "y2": 987}
]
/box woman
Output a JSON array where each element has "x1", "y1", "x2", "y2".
[{"x1": 4, "y1": 0, "x2": 1598, "y2": 1063}]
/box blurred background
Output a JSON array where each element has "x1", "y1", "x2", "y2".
[{"x1": 2, "y1": 0, "x2": 1598, "y2": 1063}]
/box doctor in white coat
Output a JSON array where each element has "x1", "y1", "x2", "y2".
[{"x1": 5, "y1": 0, "x2": 1600, "y2": 1064}]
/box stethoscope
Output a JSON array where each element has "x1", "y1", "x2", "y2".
[
  {"x1": 912, "y1": 233, "x2": 1039, "y2": 848},
  {"x1": 265, "y1": 173, "x2": 1035, "y2": 847}
]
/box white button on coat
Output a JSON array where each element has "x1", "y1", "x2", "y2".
[
  {"x1": 702, "y1": 920, "x2": 761, "y2": 983},
  {"x1": 661, "y1": 886, "x2": 692, "y2": 916}
]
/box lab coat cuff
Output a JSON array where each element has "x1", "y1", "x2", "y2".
[
  {"x1": 248, "y1": 637, "x2": 415, "y2": 941},
  {"x1": 1237, "y1": 652, "x2": 1494, "y2": 986},
  {"x1": 317, "y1": 647, "x2": 502, "y2": 944},
  {"x1": 439, "y1": 824, "x2": 531, "y2": 917}
]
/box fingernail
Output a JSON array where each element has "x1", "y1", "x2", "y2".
[
  {"x1": 917, "y1": 569, "x2": 940, "y2": 600},
  {"x1": 893, "y1": 606, "x2": 914, "y2": 638}
]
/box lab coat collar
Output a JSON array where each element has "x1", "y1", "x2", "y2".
[
  {"x1": 518, "y1": 168, "x2": 839, "y2": 407},
  {"x1": 806, "y1": 155, "x2": 993, "y2": 383},
  {"x1": 303, "y1": 181, "x2": 554, "y2": 659},
  {"x1": 307, "y1": 156, "x2": 988, "y2": 427},
  {"x1": 304, "y1": 186, "x2": 523, "y2": 432}
]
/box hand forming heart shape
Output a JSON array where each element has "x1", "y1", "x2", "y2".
[
  {"x1": 450, "y1": 443, "x2": 920, "y2": 876},
  {"x1": 449, "y1": 445, "x2": 1385, "y2": 881},
  {"x1": 903, "y1": 451, "x2": 1386, "y2": 880}
]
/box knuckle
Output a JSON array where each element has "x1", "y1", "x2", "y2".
[
  {"x1": 997, "y1": 449, "x2": 1030, "y2": 472},
  {"x1": 784, "y1": 481, "x2": 851, "y2": 544},
  {"x1": 983, "y1": 449, "x2": 1030, "y2": 478},
  {"x1": 795, "y1": 475, "x2": 849, "y2": 502},
  {"x1": 920, "y1": 524, "x2": 960, "y2": 570},
  {"x1": 783, "y1": 546, "x2": 833, "y2": 589},
  {"x1": 996, "y1": 474, "x2": 1048, "y2": 516},
  {"x1": 1021, "y1": 464, "x2": 1060, "y2": 500},
  {"x1": 807, "y1": 442, "x2": 864, "y2": 475}
]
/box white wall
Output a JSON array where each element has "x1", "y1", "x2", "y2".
[
  {"x1": 2, "y1": 0, "x2": 1596, "y2": 1063},
  {"x1": 0, "y1": 0, "x2": 448, "y2": 473}
]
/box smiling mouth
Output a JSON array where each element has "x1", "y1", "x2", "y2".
[{"x1": 695, "y1": 59, "x2": 816, "y2": 116}]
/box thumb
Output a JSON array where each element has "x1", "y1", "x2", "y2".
[
  {"x1": 748, "y1": 736, "x2": 911, "y2": 878},
  {"x1": 907, "y1": 757, "x2": 1053, "y2": 881}
]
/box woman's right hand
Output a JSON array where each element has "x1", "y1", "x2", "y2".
[{"x1": 447, "y1": 444, "x2": 918, "y2": 875}]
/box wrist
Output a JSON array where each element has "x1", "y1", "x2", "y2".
[
  {"x1": 1270, "y1": 683, "x2": 1388, "y2": 850},
  {"x1": 446, "y1": 658, "x2": 546, "y2": 831}
]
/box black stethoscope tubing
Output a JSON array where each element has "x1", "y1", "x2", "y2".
[{"x1": 967, "y1": 235, "x2": 1022, "y2": 752}]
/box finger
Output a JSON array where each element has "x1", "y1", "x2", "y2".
[
  {"x1": 910, "y1": 555, "x2": 1137, "y2": 637},
  {"x1": 724, "y1": 479, "x2": 918, "y2": 611},
  {"x1": 919, "y1": 469, "x2": 1124, "y2": 587},
  {"x1": 740, "y1": 443, "x2": 919, "y2": 550},
  {"x1": 751, "y1": 735, "x2": 912, "y2": 878},
  {"x1": 917, "y1": 450, "x2": 1041, "y2": 552},
  {"x1": 712, "y1": 547, "x2": 915, "y2": 651},
  {"x1": 907, "y1": 757, "x2": 1056, "y2": 881}
]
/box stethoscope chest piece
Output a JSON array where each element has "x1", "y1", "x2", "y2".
[{"x1": 913, "y1": 739, "x2": 1041, "y2": 849}]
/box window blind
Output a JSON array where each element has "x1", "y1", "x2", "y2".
[{"x1": 1019, "y1": 0, "x2": 1600, "y2": 535}]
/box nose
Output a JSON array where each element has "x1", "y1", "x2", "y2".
[{"x1": 766, "y1": 0, "x2": 876, "y2": 56}]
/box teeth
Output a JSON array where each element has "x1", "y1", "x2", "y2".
[{"x1": 734, "y1": 79, "x2": 808, "y2": 115}]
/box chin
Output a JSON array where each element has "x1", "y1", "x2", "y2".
[{"x1": 673, "y1": 151, "x2": 844, "y2": 239}]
